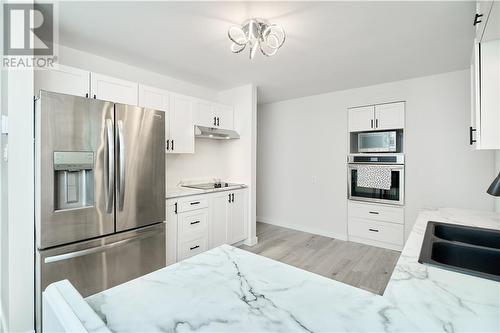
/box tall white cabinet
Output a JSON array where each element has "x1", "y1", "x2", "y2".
[{"x1": 470, "y1": 1, "x2": 500, "y2": 150}]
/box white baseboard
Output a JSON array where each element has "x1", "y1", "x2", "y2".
[{"x1": 257, "y1": 216, "x2": 348, "y2": 241}]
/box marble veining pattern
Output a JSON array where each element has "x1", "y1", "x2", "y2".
[{"x1": 84, "y1": 208, "x2": 500, "y2": 332}]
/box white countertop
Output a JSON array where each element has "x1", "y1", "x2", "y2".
[
  {"x1": 56, "y1": 208, "x2": 500, "y2": 332},
  {"x1": 166, "y1": 184, "x2": 247, "y2": 199}
]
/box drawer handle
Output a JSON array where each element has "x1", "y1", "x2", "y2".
[
  {"x1": 190, "y1": 202, "x2": 201, "y2": 205},
  {"x1": 369, "y1": 228, "x2": 379, "y2": 233},
  {"x1": 369, "y1": 211, "x2": 379, "y2": 215},
  {"x1": 190, "y1": 245, "x2": 200, "y2": 250},
  {"x1": 190, "y1": 220, "x2": 200, "y2": 225}
]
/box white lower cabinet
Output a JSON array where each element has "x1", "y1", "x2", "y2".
[
  {"x1": 348, "y1": 201, "x2": 404, "y2": 251},
  {"x1": 167, "y1": 188, "x2": 248, "y2": 264}
]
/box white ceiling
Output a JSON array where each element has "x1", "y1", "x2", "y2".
[{"x1": 59, "y1": 1, "x2": 475, "y2": 104}]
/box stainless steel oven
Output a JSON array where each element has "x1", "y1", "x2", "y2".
[
  {"x1": 358, "y1": 131, "x2": 397, "y2": 153},
  {"x1": 347, "y1": 154, "x2": 405, "y2": 206}
]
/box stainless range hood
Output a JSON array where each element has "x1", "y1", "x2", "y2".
[{"x1": 195, "y1": 125, "x2": 240, "y2": 140}]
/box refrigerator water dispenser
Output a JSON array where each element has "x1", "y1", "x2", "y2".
[{"x1": 53, "y1": 151, "x2": 94, "y2": 210}]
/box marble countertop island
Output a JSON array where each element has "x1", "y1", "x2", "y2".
[{"x1": 45, "y1": 208, "x2": 500, "y2": 332}]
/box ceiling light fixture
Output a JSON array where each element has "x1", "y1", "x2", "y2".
[{"x1": 228, "y1": 18, "x2": 286, "y2": 59}]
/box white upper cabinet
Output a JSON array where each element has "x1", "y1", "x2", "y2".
[
  {"x1": 348, "y1": 106, "x2": 375, "y2": 132},
  {"x1": 138, "y1": 84, "x2": 169, "y2": 111},
  {"x1": 194, "y1": 100, "x2": 234, "y2": 130},
  {"x1": 194, "y1": 100, "x2": 215, "y2": 127},
  {"x1": 168, "y1": 94, "x2": 195, "y2": 154},
  {"x1": 472, "y1": 39, "x2": 500, "y2": 149},
  {"x1": 375, "y1": 102, "x2": 405, "y2": 130},
  {"x1": 214, "y1": 104, "x2": 234, "y2": 130},
  {"x1": 34, "y1": 65, "x2": 90, "y2": 97},
  {"x1": 476, "y1": 1, "x2": 499, "y2": 42},
  {"x1": 349, "y1": 103, "x2": 404, "y2": 132},
  {"x1": 90, "y1": 73, "x2": 138, "y2": 105}
]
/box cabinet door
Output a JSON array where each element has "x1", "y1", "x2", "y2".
[
  {"x1": 480, "y1": 2, "x2": 499, "y2": 42},
  {"x1": 139, "y1": 85, "x2": 170, "y2": 152},
  {"x1": 471, "y1": 42, "x2": 481, "y2": 149},
  {"x1": 166, "y1": 200, "x2": 178, "y2": 266},
  {"x1": 90, "y1": 73, "x2": 138, "y2": 105},
  {"x1": 168, "y1": 94, "x2": 194, "y2": 154},
  {"x1": 194, "y1": 100, "x2": 215, "y2": 127},
  {"x1": 228, "y1": 190, "x2": 247, "y2": 244},
  {"x1": 374, "y1": 102, "x2": 405, "y2": 130},
  {"x1": 138, "y1": 84, "x2": 169, "y2": 111},
  {"x1": 479, "y1": 39, "x2": 500, "y2": 149},
  {"x1": 209, "y1": 192, "x2": 230, "y2": 248},
  {"x1": 348, "y1": 106, "x2": 375, "y2": 132},
  {"x1": 214, "y1": 104, "x2": 234, "y2": 130},
  {"x1": 35, "y1": 65, "x2": 89, "y2": 97}
]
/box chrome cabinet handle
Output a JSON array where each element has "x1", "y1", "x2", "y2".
[
  {"x1": 370, "y1": 119, "x2": 374, "y2": 128},
  {"x1": 214, "y1": 117, "x2": 217, "y2": 126},
  {"x1": 375, "y1": 119, "x2": 378, "y2": 128},
  {"x1": 217, "y1": 117, "x2": 220, "y2": 126},
  {"x1": 190, "y1": 220, "x2": 200, "y2": 225},
  {"x1": 231, "y1": 193, "x2": 234, "y2": 202},
  {"x1": 166, "y1": 139, "x2": 170, "y2": 151},
  {"x1": 228, "y1": 194, "x2": 231, "y2": 203},
  {"x1": 190, "y1": 245, "x2": 200, "y2": 251},
  {"x1": 190, "y1": 201, "x2": 200, "y2": 205},
  {"x1": 117, "y1": 120, "x2": 126, "y2": 211},
  {"x1": 369, "y1": 228, "x2": 379, "y2": 232},
  {"x1": 369, "y1": 211, "x2": 379, "y2": 215},
  {"x1": 171, "y1": 140, "x2": 174, "y2": 151},
  {"x1": 105, "y1": 119, "x2": 114, "y2": 214}
]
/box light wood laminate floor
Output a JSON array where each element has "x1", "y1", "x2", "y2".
[{"x1": 239, "y1": 222, "x2": 401, "y2": 295}]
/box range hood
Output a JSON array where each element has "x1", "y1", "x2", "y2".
[{"x1": 195, "y1": 125, "x2": 240, "y2": 140}]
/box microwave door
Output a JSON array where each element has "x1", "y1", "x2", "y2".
[
  {"x1": 35, "y1": 91, "x2": 115, "y2": 249},
  {"x1": 114, "y1": 104, "x2": 166, "y2": 232}
]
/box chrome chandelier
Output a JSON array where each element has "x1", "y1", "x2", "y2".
[{"x1": 228, "y1": 18, "x2": 286, "y2": 59}]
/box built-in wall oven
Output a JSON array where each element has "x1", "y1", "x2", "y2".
[{"x1": 347, "y1": 154, "x2": 405, "y2": 206}]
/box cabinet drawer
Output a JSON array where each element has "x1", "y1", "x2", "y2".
[
  {"x1": 178, "y1": 236, "x2": 207, "y2": 261},
  {"x1": 348, "y1": 201, "x2": 404, "y2": 224},
  {"x1": 348, "y1": 217, "x2": 403, "y2": 246},
  {"x1": 177, "y1": 197, "x2": 208, "y2": 213},
  {"x1": 178, "y1": 209, "x2": 208, "y2": 240}
]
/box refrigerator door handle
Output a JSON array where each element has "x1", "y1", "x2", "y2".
[
  {"x1": 44, "y1": 229, "x2": 158, "y2": 264},
  {"x1": 117, "y1": 120, "x2": 126, "y2": 210},
  {"x1": 105, "y1": 119, "x2": 115, "y2": 214}
]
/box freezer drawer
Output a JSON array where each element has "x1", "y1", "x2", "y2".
[{"x1": 36, "y1": 223, "x2": 166, "y2": 328}]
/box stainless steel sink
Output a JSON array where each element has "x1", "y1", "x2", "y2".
[{"x1": 419, "y1": 221, "x2": 500, "y2": 281}]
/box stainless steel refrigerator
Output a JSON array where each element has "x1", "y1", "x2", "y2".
[{"x1": 34, "y1": 91, "x2": 166, "y2": 329}]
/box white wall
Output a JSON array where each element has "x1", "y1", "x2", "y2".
[
  {"x1": 258, "y1": 70, "x2": 495, "y2": 241},
  {"x1": 2, "y1": 70, "x2": 35, "y2": 333}
]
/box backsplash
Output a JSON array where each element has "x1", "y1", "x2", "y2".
[{"x1": 166, "y1": 139, "x2": 231, "y2": 188}]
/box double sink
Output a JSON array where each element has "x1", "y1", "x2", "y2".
[{"x1": 419, "y1": 221, "x2": 500, "y2": 282}]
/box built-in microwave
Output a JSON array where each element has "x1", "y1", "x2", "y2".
[{"x1": 358, "y1": 131, "x2": 397, "y2": 153}]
